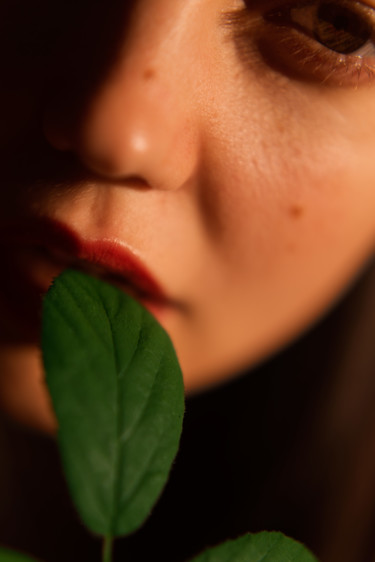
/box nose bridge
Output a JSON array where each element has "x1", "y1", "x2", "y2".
[
  {"x1": 44, "y1": 0, "x2": 201, "y2": 189},
  {"x1": 92, "y1": 0, "x2": 189, "y2": 121}
]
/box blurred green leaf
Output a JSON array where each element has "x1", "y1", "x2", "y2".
[
  {"x1": 0, "y1": 550, "x2": 38, "y2": 562},
  {"x1": 42, "y1": 269, "x2": 184, "y2": 537},
  {"x1": 189, "y1": 531, "x2": 318, "y2": 562}
]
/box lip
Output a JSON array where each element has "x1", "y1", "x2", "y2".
[{"x1": 0, "y1": 217, "x2": 181, "y2": 328}]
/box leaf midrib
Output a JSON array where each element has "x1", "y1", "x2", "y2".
[{"x1": 103, "y1": 299, "x2": 142, "y2": 535}]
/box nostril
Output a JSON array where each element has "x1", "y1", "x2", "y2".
[
  {"x1": 43, "y1": 87, "x2": 91, "y2": 153},
  {"x1": 43, "y1": 126, "x2": 71, "y2": 152},
  {"x1": 43, "y1": 106, "x2": 75, "y2": 152}
]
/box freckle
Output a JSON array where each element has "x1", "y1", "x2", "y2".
[
  {"x1": 289, "y1": 204, "x2": 304, "y2": 219},
  {"x1": 276, "y1": 120, "x2": 286, "y2": 136},
  {"x1": 143, "y1": 68, "x2": 155, "y2": 81}
]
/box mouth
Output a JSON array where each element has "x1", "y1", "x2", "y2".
[{"x1": 0, "y1": 217, "x2": 183, "y2": 340}]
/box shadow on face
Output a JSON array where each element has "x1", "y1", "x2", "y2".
[{"x1": 0, "y1": 0, "x2": 140, "y2": 213}]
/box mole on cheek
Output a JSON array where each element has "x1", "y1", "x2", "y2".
[
  {"x1": 288, "y1": 204, "x2": 304, "y2": 219},
  {"x1": 143, "y1": 67, "x2": 156, "y2": 81}
]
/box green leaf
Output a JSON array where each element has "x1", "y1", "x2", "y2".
[
  {"x1": 0, "y1": 550, "x2": 38, "y2": 562},
  {"x1": 42, "y1": 269, "x2": 185, "y2": 537},
  {"x1": 189, "y1": 532, "x2": 319, "y2": 562}
]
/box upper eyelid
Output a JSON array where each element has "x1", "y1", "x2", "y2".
[
  {"x1": 263, "y1": 0, "x2": 375, "y2": 38},
  {"x1": 223, "y1": 0, "x2": 375, "y2": 25},
  {"x1": 222, "y1": 0, "x2": 375, "y2": 36}
]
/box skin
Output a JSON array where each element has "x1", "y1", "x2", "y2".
[{"x1": 0, "y1": 0, "x2": 374, "y2": 431}]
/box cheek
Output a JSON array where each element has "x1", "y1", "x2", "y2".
[
  {"x1": 192, "y1": 90, "x2": 375, "y2": 374},
  {"x1": 208, "y1": 86, "x2": 375, "y2": 278}
]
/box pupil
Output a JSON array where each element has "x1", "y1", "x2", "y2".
[{"x1": 315, "y1": 2, "x2": 372, "y2": 54}]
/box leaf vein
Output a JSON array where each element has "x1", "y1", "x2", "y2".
[
  {"x1": 119, "y1": 341, "x2": 164, "y2": 445},
  {"x1": 255, "y1": 534, "x2": 284, "y2": 562}
]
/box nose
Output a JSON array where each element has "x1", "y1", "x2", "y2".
[{"x1": 43, "y1": 2, "x2": 199, "y2": 190}]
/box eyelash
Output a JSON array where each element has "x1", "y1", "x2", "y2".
[{"x1": 227, "y1": 0, "x2": 375, "y2": 88}]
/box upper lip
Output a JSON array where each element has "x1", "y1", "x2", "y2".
[{"x1": 1, "y1": 217, "x2": 173, "y2": 306}]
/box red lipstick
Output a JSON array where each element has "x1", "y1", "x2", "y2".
[
  {"x1": 44, "y1": 222, "x2": 167, "y2": 302},
  {"x1": 0, "y1": 218, "x2": 180, "y2": 336}
]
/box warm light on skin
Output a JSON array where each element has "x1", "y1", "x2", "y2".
[{"x1": 0, "y1": 0, "x2": 374, "y2": 431}]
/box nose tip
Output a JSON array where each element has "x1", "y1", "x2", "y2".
[{"x1": 43, "y1": 64, "x2": 198, "y2": 190}]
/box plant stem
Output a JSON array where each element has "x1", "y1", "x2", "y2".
[{"x1": 102, "y1": 535, "x2": 113, "y2": 562}]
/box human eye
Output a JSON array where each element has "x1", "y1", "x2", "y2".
[
  {"x1": 261, "y1": 0, "x2": 375, "y2": 86},
  {"x1": 225, "y1": 0, "x2": 375, "y2": 87}
]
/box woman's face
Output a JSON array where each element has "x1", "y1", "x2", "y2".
[{"x1": 0, "y1": 0, "x2": 374, "y2": 428}]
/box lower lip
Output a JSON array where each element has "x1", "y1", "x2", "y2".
[{"x1": 0, "y1": 243, "x2": 174, "y2": 345}]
